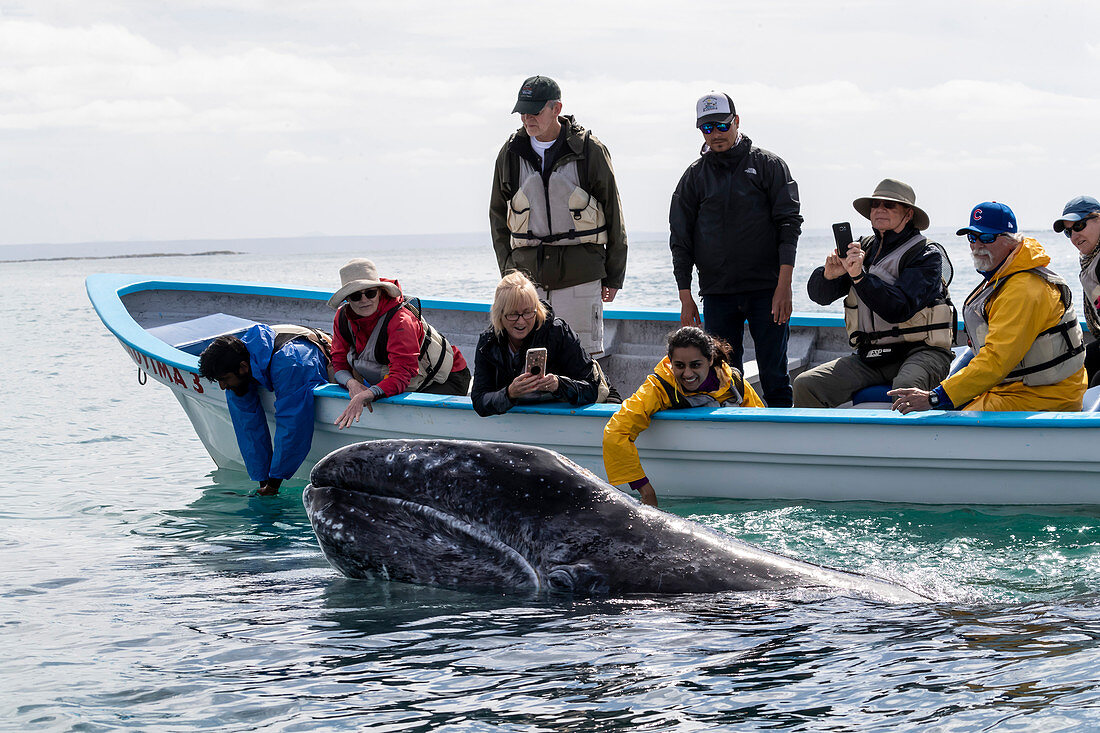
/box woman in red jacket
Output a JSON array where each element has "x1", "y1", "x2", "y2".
[{"x1": 328, "y1": 259, "x2": 470, "y2": 428}]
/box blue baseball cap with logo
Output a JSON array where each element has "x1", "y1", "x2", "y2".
[
  {"x1": 1053, "y1": 195, "x2": 1100, "y2": 232},
  {"x1": 956, "y1": 202, "x2": 1018, "y2": 236}
]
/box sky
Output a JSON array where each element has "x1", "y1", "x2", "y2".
[{"x1": 2, "y1": 0, "x2": 1100, "y2": 248}]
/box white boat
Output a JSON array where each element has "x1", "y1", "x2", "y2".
[{"x1": 87, "y1": 273, "x2": 1100, "y2": 505}]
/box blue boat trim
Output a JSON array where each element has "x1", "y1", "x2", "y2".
[{"x1": 88, "y1": 274, "x2": 1100, "y2": 430}]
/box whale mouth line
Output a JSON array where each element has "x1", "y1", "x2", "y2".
[{"x1": 305, "y1": 484, "x2": 543, "y2": 591}]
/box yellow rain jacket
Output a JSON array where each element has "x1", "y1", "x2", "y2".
[
  {"x1": 602, "y1": 357, "x2": 764, "y2": 485},
  {"x1": 942, "y1": 237, "x2": 1087, "y2": 412}
]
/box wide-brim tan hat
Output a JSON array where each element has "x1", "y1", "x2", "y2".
[
  {"x1": 327, "y1": 258, "x2": 402, "y2": 309},
  {"x1": 853, "y1": 178, "x2": 930, "y2": 231}
]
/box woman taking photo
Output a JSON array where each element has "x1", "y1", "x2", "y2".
[
  {"x1": 329, "y1": 258, "x2": 470, "y2": 428},
  {"x1": 472, "y1": 271, "x2": 615, "y2": 416},
  {"x1": 603, "y1": 326, "x2": 764, "y2": 506}
]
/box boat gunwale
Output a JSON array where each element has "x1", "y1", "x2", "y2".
[{"x1": 86, "y1": 273, "x2": 1100, "y2": 429}]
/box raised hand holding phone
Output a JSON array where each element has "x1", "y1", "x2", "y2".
[
  {"x1": 831, "y1": 221, "x2": 853, "y2": 256},
  {"x1": 825, "y1": 222, "x2": 855, "y2": 279}
]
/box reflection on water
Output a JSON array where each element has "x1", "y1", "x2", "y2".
[{"x1": 5, "y1": 249, "x2": 1100, "y2": 730}]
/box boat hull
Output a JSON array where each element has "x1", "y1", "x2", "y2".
[{"x1": 88, "y1": 273, "x2": 1100, "y2": 505}]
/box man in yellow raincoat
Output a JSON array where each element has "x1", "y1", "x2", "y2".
[{"x1": 890, "y1": 202, "x2": 1086, "y2": 413}]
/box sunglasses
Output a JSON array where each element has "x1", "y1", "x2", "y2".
[
  {"x1": 503, "y1": 308, "x2": 537, "y2": 323},
  {"x1": 699, "y1": 122, "x2": 732, "y2": 134},
  {"x1": 869, "y1": 200, "x2": 903, "y2": 210},
  {"x1": 1063, "y1": 216, "x2": 1098, "y2": 238},
  {"x1": 347, "y1": 288, "x2": 380, "y2": 302},
  {"x1": 966, "y1": 232, "x2": 1003, "y2": 245}
]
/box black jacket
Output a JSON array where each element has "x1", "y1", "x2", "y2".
[
  {"x1": 669, "y1": 135, "x2": 802, "y2": 295},
  {"x1": 806, "y1": 224, "x2": 947, "y2": 323},
  {"x1": 472, "y1": 305, "x2": 603, "y2": 416}
]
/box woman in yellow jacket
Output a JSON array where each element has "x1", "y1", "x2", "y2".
[{"x1": 603, "y1": 326, "x2": 764, "y2": 506}]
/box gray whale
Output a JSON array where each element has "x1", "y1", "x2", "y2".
[{"x1": 303, "y1": 439, "x2": 927, "y2": 601}]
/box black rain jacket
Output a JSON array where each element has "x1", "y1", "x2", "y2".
[{"x1": 670, "y1": 134, "x2": 802, "y2": 295}]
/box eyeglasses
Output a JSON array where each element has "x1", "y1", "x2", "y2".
[
  {"x1": 966, "y1": 232, "x2": 1004, "y2": 244},
  {"x1": 347, "y1": 288, "x2": 379, "y2": 302},
  {"x1": 503, "y1": 308, "x2": 537, "y2": 323},
  {"x1": 1063, "y1": 216, "x2": 1098, "y2": 238},
  {"x1": 699, "y1": 122, "x2": 732, "y2": 135},
  {"x1": 869, "y1": 200, "x2": 903, "y2": 210}
]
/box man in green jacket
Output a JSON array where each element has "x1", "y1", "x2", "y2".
[{"x1": 489, "y1": 75, "x2": 628, "y2": 357}]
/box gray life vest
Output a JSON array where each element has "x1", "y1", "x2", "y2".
[
  {"x1": 843, "y1": 233, "x2": 956, "y2": 351},
  {"x1": 506, "y1": 153, "x2": 608, "y2": 250},
  {"x1": 962, "y1": 266, "x2": 1086, "y2": 386},
  {"x1": 1079, "y1": 256, "x2": 1100, "y2": 330},
  {"x1": 337, "y1": 300, "x2": 455, "y2": 392}
]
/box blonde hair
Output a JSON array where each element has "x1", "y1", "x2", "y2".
[{"x1": 489, "y1": 271, "x2": 548, "y2": 336}]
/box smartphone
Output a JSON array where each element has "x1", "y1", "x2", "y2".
[
  {"x1": 832, "y1": 222, "x2": 853, "y2": 257},
  {"x1": 525, "y1": 347, "x2": 547, "y2": 376}
]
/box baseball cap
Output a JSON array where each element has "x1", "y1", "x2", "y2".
[
  {"x1": 696, "y1": 93, "x2": 736, "y2": 127},
  {"x1": 956, "y1": 202, "x2": 1018, "y2": 236},
  {"x1": 512, "y1": 76, "x2": 561, "y2": 115},
  {"x1": 1053, "y1": 195, "x2": 1100, "y2": 232}
]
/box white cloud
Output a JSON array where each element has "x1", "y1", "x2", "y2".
[{"x1": 2, "y1": 1, "x2": 1100, "y2": 244}]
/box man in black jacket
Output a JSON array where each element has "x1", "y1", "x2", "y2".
[
  {"x1": 792, "y1": 179, "x2": 954, "y2": 408},
  {"x1": 670, "y1": 92, "x2": 802, "y2": 407}
]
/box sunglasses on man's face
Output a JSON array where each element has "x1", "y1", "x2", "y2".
[
  {"x1": 699, "y1": 122, "x2": 732, "y2": 135},
  {"x1": 966, "y1": 232, "x2": 1003, "y2": 245},
  {"x1": 1063, "y1": 216, "x2": 1098, "y2": 238},
  {"x1": 869, "y1": 200, "x2": 903, "y2": 210},
  {"x1": 347, "y1": 288, "x2": 380, "y2": 302}
]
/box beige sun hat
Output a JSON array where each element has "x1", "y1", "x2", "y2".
[
  {"x1": 852, "y1": 178, "x2": 930, "y2": 231},
  {"x1": 327, "y1": 258, "x2": 402, "y2": 309}
]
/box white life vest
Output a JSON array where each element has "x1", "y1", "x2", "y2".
[
  {"x1": 506, "y1": 154, "x2": 608, "y2": 250},
  {"x1": 843, "y1": 233, "x2": 956, "y2": 352},
  {"x1": 962, "y1": 267, "x2": 1086, "y2": 386},
  {"x1": 337, "y1": 300, "x2": 455, "y2": 392}
]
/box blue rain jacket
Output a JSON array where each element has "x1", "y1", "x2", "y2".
[{"x1": 225, "y1": 324, "x2": 329, "y2": 482}]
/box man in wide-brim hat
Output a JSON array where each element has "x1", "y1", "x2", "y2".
[{"x1": 793, "y1": 178, "x2": 956, "y2": 408}]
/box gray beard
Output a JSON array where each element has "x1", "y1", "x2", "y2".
[{"x1": 970, "y1": 249, "x2": 995, "y2": 271}]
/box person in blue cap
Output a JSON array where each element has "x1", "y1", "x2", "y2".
[
  {"x1": 890, "y1": 202, "x2": 1086, "y2": 413},
  {"x1": 1054, "y1": 195, "x2": 1100, "y2": 385}
]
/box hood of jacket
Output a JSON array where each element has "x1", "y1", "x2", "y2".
[
  {"x1": 700, "y1": 133, "x2": 751, "y2": 162},
  {"x1": 989, "y1": 237, "x2": 1051, "y2": 283},
  {"x1": 653, "y1": 355, "x2": 736, "y2": 399},
  {"x1": 508, "y1": 115, "x2": 587, "y2": 159},
  {"x1": 239, "y1": 324, "x2": 277, "y2": 391}
]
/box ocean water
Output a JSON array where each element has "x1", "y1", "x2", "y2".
[{"x1": 4, "y1": 234, "x2": 1100, "y2": 731}]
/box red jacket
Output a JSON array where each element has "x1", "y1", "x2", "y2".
[{"x1": 330, "y1": 278, "x2": 467, "y2": 397}]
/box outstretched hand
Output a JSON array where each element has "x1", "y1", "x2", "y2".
[{"x1": 335, "y1": 389, "x2": 374, "y2": 429}]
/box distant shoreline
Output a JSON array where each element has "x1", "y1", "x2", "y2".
[{"x1": 3, "y1": 250, "x2": 241, "y2": 264}]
